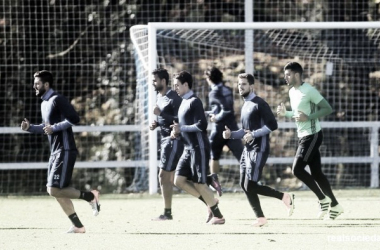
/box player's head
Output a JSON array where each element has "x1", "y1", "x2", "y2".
[
  {"x1": 204, "y1": 67, "x2": 223, "y2": 85},
  {"x1": 237, "y1": 73, "x2": 255, "y2": 98},
  {"x1": 173, "y1": 70, "x2": 193, "y2": 96},
  {"x1": 283, "y1": 62, "x2": 303, "y2": 86},
  {"x1": 152, "y1": 68, "x2": 169, "y2": 92},
  {"x1": 33, "y1": 70, "x2": 53, "y2": 97}
]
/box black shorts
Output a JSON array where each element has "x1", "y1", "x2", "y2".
[
  {"x1": 159, "y1": 136, "x2": 184, "y2": 172},
  {"x1": 296, "y1": 130, "x2": 323, "y2": 162},
  {"x1": 47, "y1": 150, "x2": 76, "y2": 188},
  {"x1": 240, "y1": 148, "x2": 269, "y2": 184},
  {"x1": 209, "y1": 125, "x2": 243, "y2": 161},
  {"x1": 176, "y1": 147, "x2": 210, "y2": 184}
]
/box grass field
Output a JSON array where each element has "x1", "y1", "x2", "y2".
[{"x1": 0, "y1": 189, "x2": 379, "y2": 250}]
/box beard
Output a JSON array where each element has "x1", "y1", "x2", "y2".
[
  {"x1": 153, "y1": 84, "x2": 163, "y2": 92},
  {"x1": 36, "y1": 87, "x2": 46, "y2": 97},
  {"x1": 240, "y1": 90, "x2": 249, "y2": 98}
]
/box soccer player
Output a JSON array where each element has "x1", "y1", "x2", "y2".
[
  {"x1": 20, "y1": 70, "x2": 100, "y2": 233},
  {"x1": 223, "y1": 73, "x2": 294, "y2": 227},
  {"x1": 171, "y1": 71, "x2": 225, "y2": 225},
  {"x1": 204, "y1": 67, "x2": 244, "y2": 196},
  {"x1": 277, "y1": 62, "x2": 344, "y2": 220},
  {"x1": 149, "y1": 68, "x2": 184, "y2": 221}
]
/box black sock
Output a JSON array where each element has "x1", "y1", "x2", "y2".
[
  {"x1": 164, "y1": 208, "x2": 172, "y2": 217},
  {"x1": 68, "y1": 213, "x2": 84, "y2": 228},
  {"x1": 198, "y1": 196, "x2": 207, "y2": 205},
  {"x1": 206, "y1": 176, "x2": 212, "y2": 186},
  {"x1": 210, "y1": 203, "x2": 223, "y2": 218},
  {"x1": 79, "y1": 191, "x2": 94, "y2": 202}
]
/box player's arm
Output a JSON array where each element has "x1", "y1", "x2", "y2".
[
  {"x1": 248, "y1": 101, "x2": 278, "y2": 138},
  {"x1": 277, "y1": 102, "x2": 294, "y2": 118},
  {"x1": 229, "y1": 128, "x2": 245, "y2": 139},
  {"x1": 297, "y1": 90, "x2": 332, "y2": 121},
  {"x1": 21, "y1": 118, "x2": 45, "y2": 134},
  {"x1": 308, "y1": 98, "x2": 332, "y2": 120},
  {"x1": 52, "y1": 96, "x2": 80, "y2": 132},
  {"x1": 180, "y1": 99, "x2": 208, "y2": 132}
]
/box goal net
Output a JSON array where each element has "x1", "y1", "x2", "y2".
[{"x1": 130, "y1": 22, "x2": 380, "y2": 193}]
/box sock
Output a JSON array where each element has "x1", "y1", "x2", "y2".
[
  {"x1": 198, "y1": 196, "x2": 207, "y2": 205},
  {"x1": 206, "y1": 176, "x2": 212, "y2": 186},
  {"x1": 79, "y1": 191, "x2": 94, "y2": 202},
  {"x1": 210, "y1": 203, "x2": 223, "y2": 218},
  {"x1": 164, "y1": 208, "x2": 172, "y2": 217},
  {"x1": 68, "y1": 213, "x2": 84, "y2": 228}
]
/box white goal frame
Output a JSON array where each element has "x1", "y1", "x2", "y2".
[{"x1": 145, "y1": 22, "x2": 380, "y2": 193}]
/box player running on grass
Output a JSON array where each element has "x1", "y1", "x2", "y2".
[
  {"x1": 204, "y1": 67, "x2": 244, "y2": 197},
  {"x1": 171, "y1": 70, "x2": 225, "y2": 225},
  {"x1": 149, "y1": 68, "x2": 184, "y2": 221},
  {"x1": 277, "y1": 62, "x2": 343, "y2": 220},
  {"x1": 223, "y1": 73, "x2": 294, "y2": 227},
  {"x1": 20, "y1": 70, "x2": 100, "y2": 233}
]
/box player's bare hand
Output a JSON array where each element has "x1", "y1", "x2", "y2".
[
  {"x1": 222, "y1": 125, "x2": 231, "y2": 139},
  {"x1": 43, "y1": 124, "x2": 53, "y2": 135},
  {"x1": 153, "y1": 105, "x2": 161, "y2": 115},
  {"x1": 21, "y1": 118, "x2": 30, "y2": 131},
  {"x1": 170, "y1": 130, "x2": 179, "y2": 139},
  {"x1": 243, "y1": 130, "x2": 253, "y2": 143},
  {"x1": 209, "y1": 114, "x2": 216, "y2": 122},
  {"x1": 149, "y1": 120, "x2": 158, "y2": 130},
  {"x1": 170, "y1": 121, "x2": 180, "y2": 135},
  {"x1": 277, "y1": 103, "x2": 286, "y2": 117},
  {"x1": 293, "y1": 111, "x2": 308, "y2": 122}
]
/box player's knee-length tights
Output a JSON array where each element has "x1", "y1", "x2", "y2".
[
  {"x1": 240, "y1": 177, "x2": 283, "y2": 218},
  {"x1": 292, "y1": 150, "x2": 338, "y2": 206}
]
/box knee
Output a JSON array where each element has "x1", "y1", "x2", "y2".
[
  {"x1": 47, "y1": 187, "x2": 59, "y2": 197},
  {"x1": 292, "y1": 162, "x2": 304, "y2": 177},
  {"x1": 293, "y1": 166, "x2": 307, "y2": 178},
  {"x1": 174, "y1": 176, "x2": 183, "y2": 188}
]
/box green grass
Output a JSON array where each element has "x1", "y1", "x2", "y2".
[{"x1": 0, "y1": 189, "x2": 379, "y2": 250}]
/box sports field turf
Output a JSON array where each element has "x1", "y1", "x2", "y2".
[{"x1": 0, "y1": 189, "x2": 379, "y2": 250}]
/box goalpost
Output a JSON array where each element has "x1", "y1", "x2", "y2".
[{"x1": 131, "y1": 22, "x2": 380, "y2": 194}]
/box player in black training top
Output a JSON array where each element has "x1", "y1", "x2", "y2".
[
  {"x1": 21, "y1": 70, "x2": 100, "y2": 233},
  {"x1": 171, "y1": 70, "x2": 225, "y2": 225},
  {"x1": 204, "y1": 67, "x2": 244, "y2": 196},
  {"x1": 223, "y1": 73, "x2": 294, "y2": 227},
  {"x1": 149, "y1": 68, "x2": 184, "y2": 221}
]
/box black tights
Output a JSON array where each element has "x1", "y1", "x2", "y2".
[
  {"x1": 292, "y1": 150, "x2": 338, "y2": 206},
  {"x1": 241, "y1": 177, "x2": 283, "y2": 218}
]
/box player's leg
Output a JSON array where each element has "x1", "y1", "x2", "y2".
[
  {"x1": 227, "y1": 136, "x2": 244, "y2": 162},
  {"x1": 192, "y1": 148, "x2": 224, "y2": 224},
  {"x1": 153, "y1": 169, "x2": 175, "y2": 220},
  {"x1": 293, "y1": 132, "x2": 332, "y2": 218},
  {"x1": 308, "y1": 150, "x2": 343, "y2": 219},
  {"x1": 47, "y1": 151, "x2": 100, "y2": 216},
  {"x1": 292, "y1": 135, "x2": 326, "y2": 199},
  {"x1": 209, "y1": 129, "x2": 221, "y2": 174},
  {"x1": 249, "y1": 151, "x2": 296, "y2": 216},
  {"x1": 46, "y1": 151, "x2": 86, "y2": 233},
  {"x1": 153, "y1": 137, "x2": 183, "y2": 220},
  {"x1": 208, "y1": 130, "x2": 223, "y2": 196},
  {"x1": 240, "y1": 150, "x2": 267, "y2": 226},
  {"x1": 174, "y1": 150, "x2": 201, "y2": 197}
]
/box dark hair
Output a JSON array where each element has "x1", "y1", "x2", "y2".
[
  {"x1": 34, "y1": 70, "x2": 54, "y2": 87},
  {"x1": 174, "y1": 70, "x2": 193, "y2": 89},
  {"x1": 152, "y1": 68, "x2": 169, "y2": 85},
  {"x1": 284, "y1": 62, "x2": 303, "y2": 76},
  {"x1": 205, "y1": 67, "x2": 223, "y2": 84},
  {"x1": 238, "y1": 73, "x2": 255, "y2": 85}
]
